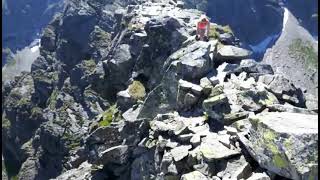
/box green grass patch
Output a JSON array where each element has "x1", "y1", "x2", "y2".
[
  {"x1": 288, "y1": 38, "x2": 318, "y2": 71},
  {"x1": 48, "y1": 89, "x2": 59, "y2": 110},
  {"x1": 2, "y1": 116, "x2": 11, "y2": 129},
  {"x1": 222, "y1": 25, "x2": 233, "y2": 35},
  {"x1": 208, "y1": 24, "x2": 220, "y2": 39},
  {"x1": 128, "y1": 81, "x2": 146, "y2": 100},
  {"x1": 99, "y1": 104, "x2": 119, "y2": 127},
  {"x1": 83, "y1": 59, "x2": 96, "y2": 72},
  {"x1": 17, "y1": 97, "x2": 30, "y2": 106},
  {"x1": 31, "y1": 107, "x2": 42, "y2": 116},
  {"x1": 127, "y1": 22, "x2": 145, "y2": 31}
]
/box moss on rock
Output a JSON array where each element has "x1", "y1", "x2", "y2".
[
  {"x1": 128, "y1": 81, "x2": 146, "y2": 100},
  {"x1": 99, "y1": 104, "x2": 119, "y2": 127},
  {"x1": 208, "y1": 24, "x2": 220, "y2": 39},
  {"x1": 48, "y1": 89, "x2": 59, "y2": 110},
  {"x1": 2, "y1": 116, "x2": 11, "y2": 129},
  {"x1": 273, "y1": 154, "x2": 289, "y2": 168},
  {"x1": 83, "y1": 59, "x2": 96, "y2": 72},
  {"x1": 222, "y1": 25, "x2": 233, "y2": 35},
  {"x1": 288, "y1": 38, "x2": 318, "y2": 71}
]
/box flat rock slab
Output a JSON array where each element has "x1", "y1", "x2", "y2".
[
  {"x1": 170, "y1": 145, "x2": 192, "y2": 162},
  {"x1": 200, "y1": 139, "x2": 240, "y2": 162},
  {"x1": 243, "y1": 112, "x2": 318, "y2": 180},
  {"x1": 217, "y1": 45, "x2": 252, "y2": 61}
]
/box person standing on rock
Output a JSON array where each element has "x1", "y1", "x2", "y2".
[{"x1": 196, "y1": 15, "x2": 210, "y2": 41}]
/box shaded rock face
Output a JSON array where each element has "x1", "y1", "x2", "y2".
[
  {"x1": 205, "y1": 0, "x2": 283, "y2": 45},
  {"x1": 2, "y1": 0, "x2": 64, "y2": 65},
  {"x1": 1, "y1": 0, "x2": 318, "y2": 179}
]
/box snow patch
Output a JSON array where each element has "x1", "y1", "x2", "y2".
[
  {"x1": 2, "y1": 39, "x2": 40, "y2": 82},
  {"x1": 282, "y1": 8, "x2": 289, "y2": 32},
  {"x1": 29, "y1": 39, "x2": 41, "y2": 53}
]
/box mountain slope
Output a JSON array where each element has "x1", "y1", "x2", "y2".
[{"x1": 263, "y1": 8, "x2": 318, "y2": 110}]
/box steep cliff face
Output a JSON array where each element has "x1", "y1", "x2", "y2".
[
  {"x1": 2, "y1": 0, "x2": 318, "y2": 180},
  {"x1": 2, "y1": 0, "x2": 64, "y2": 65}
]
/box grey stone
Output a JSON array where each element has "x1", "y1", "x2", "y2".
[
  {"x1": 190, "y1": 134, "x2": 201, "y2": 147},
  {"x1": 122, "y1": 105, "x2": 143, "y2": 122},
  {"x1": 160, "y1": 152, "x2": 174, "y2": 175},
  {"x1": 267, "y1": 104, "x2": 316, "y2": 115},
  {"x1": 95, "y1": 145, "x2": 129, "y2": 165},
  {"x1": 218, "y1": 134, "x2": 231, "y2": 149},
  {"x1": 178, "y1": 133, "x2": 194, "y2": 143},
  {"x1": 200, "y1": 77, "x2": 213, "y2": 95},
  {"x1": 241, "y1": 112, "x2": 318, "y2": 180},
  {"x1": 200, "y1": 139, "x2": 240, "y2": 162},
  {"x1": 202, "y1": 94, "x2": 230, "y2": 120},
  {"x1": 170, "y1": 145, "x2": 192, "y2": 162},
  {"x1": 116, "y1": 90, "x2": 136, "y2": 112},
  {"x1": 181, "y1": 171, "x2": 209, "y2": 180},
  {"x1": 247, "y1": 173, "x2": 271, "y2": 180},
  {"x1": 184, "y1": 93, "x2": 199, "y2": 107},
  {"x1": 131, "y1": 152, "x2": 155, "y2": 180},
  {"x1": 53, "y1": 161, "x2": 94, "y2": 180},
  {"x1": 223, "y1": 111, "x2": 250, "y2": 125},
  {"x1": 258, "y1": 74, "x2": 305, "y2": 106},
  {"x1": 209, "y1": 76, "x2": 220, "y2": 87},
  {"x1": 216, "y1": 45, "x2": 252, "y2": 62},
  {"x1": 218, "y1": 155, "x2": 252, "y2": 179},
  {"x1": 166, "y1": 139, "x2": 179, "y2": 149}
]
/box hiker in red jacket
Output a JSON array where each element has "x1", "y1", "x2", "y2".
[{"x1": 196, "y1": 15, "x2": 210, "y2": 41}]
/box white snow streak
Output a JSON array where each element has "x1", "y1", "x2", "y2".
[{"x1": 282, "y1": 8, "x2": 289, "y2": 32}]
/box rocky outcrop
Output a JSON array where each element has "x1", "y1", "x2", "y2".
[{"x1": 239, "y1": 112, "x2": 318, "y2": 180}]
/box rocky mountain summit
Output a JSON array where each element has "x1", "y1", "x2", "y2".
[{"x1": 2, "y1": 0, "x2": 318, "y2": 180}]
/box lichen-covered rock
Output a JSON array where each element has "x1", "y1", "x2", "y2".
[
  {"x1": 202, "y1": 94, "x2": 231, "y2": 120},
  {"x1": 240, "y1": 112, "x2": 318, "y2": 180}
]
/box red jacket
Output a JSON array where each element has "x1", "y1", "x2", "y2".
[{"x1": 198, "y1": 21, "x2": 208, "y2": 30}]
